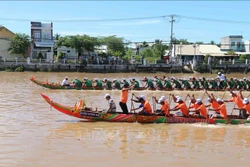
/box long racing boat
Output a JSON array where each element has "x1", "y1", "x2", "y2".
[{"x1": 41, "y1": 94, "x2": 250, "y2": 125}]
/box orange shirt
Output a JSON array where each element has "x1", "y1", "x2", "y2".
[
  {"x1": 161, "y1": 103, "x2": 170, "y2": 116},
  {"x1": 143, "y1": 100, "x2": 152, "y2": 114},
  {"x1": 215, "y1": 103, "x2": 227, "y2": 119},
  {"x1": 197, "y1": 104, "x2": 207, "y2": 118},
  {"x1": 243, "y1": 103, "x2": 250, "y2": 114},
  {"x1": 190, "y1": 103, "x2": 199, "y2": 109},
  {"x1": 230, "y1": 95, "x2": 244, "y2": 108},
  {"x1": 120, "y1": 89, "x2": 128, "y2": 103},
  {"x1": 175, "y1": 102, "x2": 188, "y2": 116},
  {"x1": 164, "y1": 100, "x2": 170, "y2": 110},
  {"x1": 209, "y1": 100, "x2": 220, "y2": 109}
]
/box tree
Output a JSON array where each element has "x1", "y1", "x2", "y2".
[
  {"x1": 195, "y1": 41, "x2": 204, "y2": 44},
  {"x1": 123, "y1": 49, "x2": 134, "y2": 59},
  {"x1": 173, "y1": 38, "x2": 189, "y2": 45},
  {"x1": 152, "y1": 43, "x2": 168, "y2": 59},
  {"x1": 210, "y1": 41, "x2": 215, "y2": 45},
  {"x1": 57, "y1": 51, "x2": 64, "y2": 60},
  {"x1": 99, "y1": 36, "x2": 125, "y2": 57},
  {"x1": 37, "y1": 52, "x2": 44, "y2": 59},
  {"x1": 141, "y1": 41, "x2": 149, "y2": 47},
  {"x1": 8, "y1": 33, "x2": 30, "y2": 57},
  {"x1": 225, "y1": 50, "x2": 237, "y2": 56},
  {"x1": 239, "y1": 54, "x2": 247, "y2": 61},
  {"x1": 204, "y1": 54, "x2": 211, "y2": 64}
]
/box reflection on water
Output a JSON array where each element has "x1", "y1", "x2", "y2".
[{"x1": 1, "y1": 72, "x2": 250, "y2": 167}]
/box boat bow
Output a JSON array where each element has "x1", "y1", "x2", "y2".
[{"x1": 41, "y1": 94, "x2": 82, "y2": 118}]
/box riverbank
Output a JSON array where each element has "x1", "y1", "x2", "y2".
[{"x1": 0, "y1": 62, "x2": 249, "y2": 73}]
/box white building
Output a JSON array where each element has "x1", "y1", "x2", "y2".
[
  {"x1": 221, "y1": 35, "x2": 244, "y2": 52},
  {"x1": 30, "y1": 22, "x2": 54, "y2": 61},
  {"x1": 57, "y1": 46, "x2": 78, "y2": 59},
  {"x1": 245, "y1": 40, "x2": 250, "y2": 52}
]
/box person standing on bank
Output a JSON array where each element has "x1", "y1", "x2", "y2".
[{"x1": 119, "y1": 84, "x2": 133, "y2": 114}]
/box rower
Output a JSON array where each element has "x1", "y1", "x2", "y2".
[
  {"x1": 113, "y1": 79, "x2": 121, "y2": 89},
  {"x1": 137, "y1": 97, "x2": 153, "y2": 115},
  {"x1": 93, "y1": 78, "x2": 103, "y2": 89},
  {"x1": 169, "y1": 95, "x2": 189, "y2": 117},
  {"x1": 121, "y1": 78, "x2": 130, "y2": 88},
  {"x1": 152, "y1": 95, "x2": 170, "y2": 113},
  {"x1": 152, "y1": 98, "x2": 169, "y2": 116},
  {"x1": 153, "y1": 78, "x2": 163, "y2": 90},
  {"x1": 61, "y1": 76, "x2": 70, "y2": 86},
  {"x1": 83, "y1": 77, "x2": 92, "y2": 87},
  {"x1": 104, "y1": 94, "x2": 116, "y2": 113},
  {"x1": 130, "y1": 78, "x2": 140, "y2": 89},
  {"x1": 102, "y1": 78, "x2": 112, "y2": 89},
  {"x1": 131, "y1": 94, "x2": 146, "y2": 112},
  {"x1": 141, "y1": 77, "x2": 154, "y2": 90},
  {"x1": 209, "y1": 98, "x2": 227, "y2": 119},
  {"x1": 233, "y1": 98, "x2": 250, "y2": 120},
  {"x1": 223, "y1": 91, "x2": 245, "y2": 118},
  {"x1": 189, "y1": 99, "x2": 207, "y2": 118},
  {"x1": 72, "y1": 77, "x2": 82, "y2": 89},
  {"x1": 163, "y1": 78, "x2": 172, "y2": 89}
]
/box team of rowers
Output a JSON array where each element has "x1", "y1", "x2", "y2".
[
  {"x1": 81, "y1": 81, "x2": 250, "y2": 120},
  {"x1": 61, "y1": 72, "x2": 250, "y2": 91}
]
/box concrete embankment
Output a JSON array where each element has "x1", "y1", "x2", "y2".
[{"x1": 0, "y1": 63, "x2": 189, "y2": 73}]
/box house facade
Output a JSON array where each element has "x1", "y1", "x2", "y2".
[
  {"x1": 30, "y1": 22, "x2": 54, "y2": 61},
  {"x1": 57, "y1": 46, "x2": 78, "y2": 59},
  {"x1": 0, "y1": 26, "x2": 22, "y2": 60},
  {"x1": 221, "y1": 35, "x2": 244, "y2": 52}
]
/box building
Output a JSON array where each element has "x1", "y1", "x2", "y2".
[
  {"x1": 0, "y1": 25, "x2": 15, "y2": 39},
  {"x1": 221, "y1": 35, "x2": 245, "y2": 52},
  {"x1": 172, "y1": 44, "x2": 250, "y2": 64},
  {"x1": 0, "y1": 26, "x2": 22, "y2": 60},
  {"x1": 245, "y1": 40, "x2": 250, "y2": 53},
  {"x1": 30, "y1": 22, "x2": 54, "y2": 61},
  {"x1": 57, "y1": 46, "x2": 78, "y2": 59}
]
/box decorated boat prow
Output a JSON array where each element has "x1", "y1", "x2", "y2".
[{"x1": 41, "y1": 94, "x2": 82, "y2": 118}]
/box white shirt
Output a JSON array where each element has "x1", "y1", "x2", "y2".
[
  {"x1": 61, "y1": 79, "x2": 69, "y2": 86},
  {"x1": 108, "y1": 99, "x2": 116, "y2": 112},
  {"x1": 218, "y1": 74, "x2": 226, "y2": 81}
]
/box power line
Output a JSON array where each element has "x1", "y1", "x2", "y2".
[
  {"x1": 176, "y1": 15, "x2": 250, "y2": 24},
  {"x1": 0, "y1": 15, "x2": 169, "y2": 23}
]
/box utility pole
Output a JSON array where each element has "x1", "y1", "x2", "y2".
[{"x1": 169, "y1": 15, "x2": 176, "y2": 60}]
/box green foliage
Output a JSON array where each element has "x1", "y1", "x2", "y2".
[
  {"x1": 15, "y1": 66, "x2": 24, "y2": 72},
  {"x1": 141, "y1": 41, "x2": 149, "y2": 47},
  {"x1": 173, "y1": 38, "x2": 189, "y2": 44},
  {"x1": 57, "y1": 51, "x2": 64, "y2": 60},
  {"x1": 239, "y1": 54, "x2": 247, "y2": 61},
  {"x1": 123, "y1": 49, "x2": 134, "y2": 59},
  {"x1": 99, "y1": 36, "x2": 125, "y2": 57},
  {"x1": 140, "y1": 48, "x2": 153, "y2": 58},
  {"x1": 204, "y1": 54, "x2": 211, "y2": 64},
  {"x1": 195, "y1": 41, "x2": 204, "y2": 44},
  {"x1": 37, "y1": 52, "x2": 44, "y2": 59},
  {"x1": 152, "y1": 43, "x2": 168, "y2": 59},
  {"x1": 8, "y1": 33, "x2": 30, "y2": 57},
  {"x1": 210, "y1": 41, "x2": 215, "y2": 45},
  {"x1": 225, "y1": 50, "x2": 237, "y2": 55}
]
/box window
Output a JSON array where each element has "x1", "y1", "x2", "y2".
[
  {"x1": 231, "y1": 42, "x2": 235, "y2": 47},
  {"x1": 237, "y1": 42, "x2": 241, "y2": 48},
  {"x1": 67, "y1": 50, "x2": 70, "y2": 53}
]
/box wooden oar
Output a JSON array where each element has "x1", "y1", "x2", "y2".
[{"x1": 152, "y1": 97, "x2": 156, "y2": 113}]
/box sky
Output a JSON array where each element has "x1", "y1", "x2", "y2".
[{"x1": 0, "y1": 1, "x2": 250, "y2": 44}]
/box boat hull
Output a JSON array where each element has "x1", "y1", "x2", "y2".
[{"x1": 41, "y1": 94, "x2": 250, "y2": 124}]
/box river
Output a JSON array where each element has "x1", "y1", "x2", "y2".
[{"x1": 0, "y1": 72, "x2": 250, "y2": 167}]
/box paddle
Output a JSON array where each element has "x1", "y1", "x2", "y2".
[
  {"x1": 152, "y1": 96, "x2": 156, "y2": 113},
  {"x1": 164, "y1": 94, "x2": 172, "y2": 123}
]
